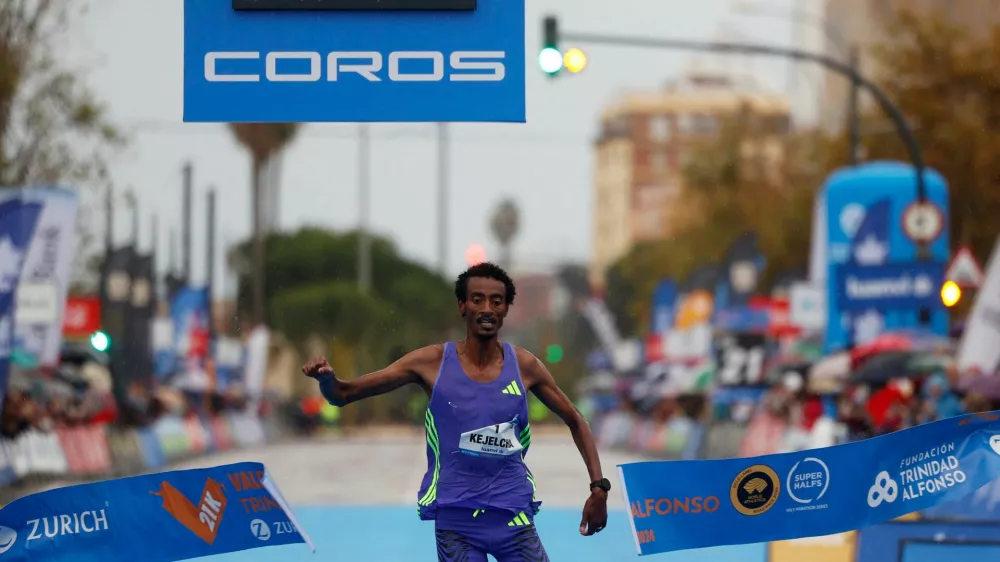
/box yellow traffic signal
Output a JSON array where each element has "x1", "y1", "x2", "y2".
[
  {"x1": 563, "y1": 48, "x2": 587, "y2": 73},
  {"x1": 941, "y1": 281, "x2": 961, "y2": 307}
]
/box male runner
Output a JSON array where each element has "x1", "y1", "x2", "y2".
[{"x1": 303, "y1": 262, "x2": 609, "y2": 561}]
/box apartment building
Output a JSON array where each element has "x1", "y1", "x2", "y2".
[{"x1": 589, "y1": 72, "x2": 790, "y2": 290}]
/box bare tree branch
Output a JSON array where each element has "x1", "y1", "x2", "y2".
[{"x1": 0, "y1": 0, "x2": 124, "y2": 287}]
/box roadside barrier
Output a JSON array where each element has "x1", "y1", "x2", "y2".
[{"x1": 0, "y1": 411, "x2": 276, "y2": 504}]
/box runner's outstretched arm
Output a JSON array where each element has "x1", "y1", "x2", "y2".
[
  {"x1": 516, "y1": 347, "x2": 609, "y2": 536},
  {"x1": 302, "y1": 345, "x2": 442, "y2": 406}
]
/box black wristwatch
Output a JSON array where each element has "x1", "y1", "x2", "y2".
[{"x1": 590, "y1": 478, "x2": 611, "y2": 493}]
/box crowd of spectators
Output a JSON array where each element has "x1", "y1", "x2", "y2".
[
  {"x1": 0, "y1": 358, "x2": 256, "y2": 441},
  {"x1": 1, "y1": 369, "x2": 117, "y2": 439},
  {"x1": 582, "y1": 348, "x2": 1000, "y2": 461},
  {"x1": 759, "y1": 362, "x2": 998, "y2": 444}
]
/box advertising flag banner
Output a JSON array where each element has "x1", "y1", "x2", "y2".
[
  {"x1": 957, "y1": 236, "x2": 1000, "y2": 375},
  {"x1": 0, "y1": 194, "x2": 43, "y2": 411},
  {"x1": 0, "y1": 462, "x2": 313, "y2": 561},
  {"x1": 8, "y1": 188, "x2": 78, "y2": 367},
  {"x1": 618, "y1": 411, "x2": 1000, "y2": 556}
]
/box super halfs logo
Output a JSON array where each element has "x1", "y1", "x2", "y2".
[{"x1": 152, "y1": 478, "x2": 228, "y2": 544}]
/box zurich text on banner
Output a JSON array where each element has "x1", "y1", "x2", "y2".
[
  {"x1": 0, "y1": 461, "x2": 314, "y2": 561},
  {"x1": 617, "y1": 411, "x2": 1000, "y2": 556}
]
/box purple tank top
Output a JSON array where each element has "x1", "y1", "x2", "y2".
[{"x1": 416, "y1": 342, "x2": 541, "y2": 520}]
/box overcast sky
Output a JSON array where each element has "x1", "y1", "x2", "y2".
[{"x1": 64, "y1": 0, "x2": 825, "y2": 296}]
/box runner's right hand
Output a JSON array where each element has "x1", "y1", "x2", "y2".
[{"x1": 302, "y1": 356, "x2": 335, "y2": 379}]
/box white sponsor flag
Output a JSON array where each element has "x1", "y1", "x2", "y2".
[
  {"x1": 6, "y1": 188, "x2": 78, "y2": 366},
  {"x1": 244, "y1": 324, "x2": 270, "y2": 409},
  {"x1": 808, "y1": 192, "x2": 827, "y2": 285},
  {"x1": 956, "y1": 236, "x2": 1000, "y2": 375}
]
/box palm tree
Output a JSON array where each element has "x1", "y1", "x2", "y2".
[
  {"x1": 228, "y1": 123, "x2": 301, "y2": 324},
  {"x1": 490, "y1": 198, "x2": 520, "y2": 270}
]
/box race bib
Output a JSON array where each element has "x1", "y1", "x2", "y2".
[{"x1": 459, "y1": 421, "x2": 523, "y2": 459}]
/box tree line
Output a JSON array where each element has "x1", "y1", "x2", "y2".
[{"x1": 605, "y1": 8, "x2": 1000, "y2": 337}]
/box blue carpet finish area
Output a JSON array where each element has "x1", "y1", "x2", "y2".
[{"x1": 206, "y1": 506, "x2": 762, "y2": 561}]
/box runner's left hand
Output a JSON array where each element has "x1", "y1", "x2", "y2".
[{"x1": 579, "y1": 489, "x2": 608, "y2": 536}]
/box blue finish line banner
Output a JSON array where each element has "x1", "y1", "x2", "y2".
[
  {"x1": 0, "y1": 462, "x2": 313, "y2": 561},
  {"x1": 183, "y1": 0, "x2": 525, "y2": 123},
  {"x1": 617, "y1": 411, "x2": 1000, "y2": 556}
]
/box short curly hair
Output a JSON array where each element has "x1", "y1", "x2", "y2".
[{"x1": 454, "y1": 262, "x2": 516, "y2": 305}]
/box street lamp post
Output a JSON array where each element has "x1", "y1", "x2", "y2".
[
  {"x1": 555, "y1": 28, "x2": 927, "y2": 206},
  {"x1": 437, "y1": 123, "x2": 449, "y2": 277},
  {"x1": 733, "y1": 2, "x2": 861, "y2": 164},
  {"x1": 357, "y1": 124, "x2": 372, "y2": 294},
  {"x1": 548, "y1": 19, "x2": 934, "y2": 325}
]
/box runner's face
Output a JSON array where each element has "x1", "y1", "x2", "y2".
[{"x1": 461, "y1": 277, "x2": 507, "y2": 337}]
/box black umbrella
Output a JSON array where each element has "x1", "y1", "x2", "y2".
[{"x1": 851, "y1": 350, "x2": 949, "y2": 386}]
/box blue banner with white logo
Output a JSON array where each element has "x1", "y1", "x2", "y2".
[
  {"x1": 843, "y1": 198, "x2": 892, "y2": 344},
  {"x1": 0, "y1": 196, "x2": 43, "y2": 414},
  {"x1": 836, "y1": 261, "x2": 946, "y2": 311},
  {"x1": 650, "y1": 279, "x2": 676, "y2": 334},
  {"x1": 821, "y1": 162, "x2": 950, "y2": 351},
  {"x1": 714, "y1": 307, "x2": 771, "y2": 332},
  {"x1": 617, "y1": 411, "x2": 1000, "y2": 556},
  {"x1": 168, "y1": 287, "x2": 210, "y2": 384},
  {"x1": 0, "y1": 462, "x2": 313, "y2": 561},
  {"x1": 183, "y1": 0, "x2": 525, "y2": 123},
  {"x1": 922, "y1": 476, "x2": 1000, "y2": 522}
]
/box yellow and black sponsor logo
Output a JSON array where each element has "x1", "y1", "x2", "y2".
[{"x1": 730, "y1": 464, "x2": 780, "y2": 516}]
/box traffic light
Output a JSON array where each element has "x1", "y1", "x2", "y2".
[
  {"x1": 563, "y1": 47, "x2": 588, "y2": 74},
  {"x1": 539, "y1": 16, "x2": 562, "y2": 75},
  {"x1": 545, "y1": 344, "x2": 564, "y2": 363},
  {"x1": 941, "y1": 281, "x2": 961, "y2": 307},
  {"x1": 90, "y1": 330, "x2": 110, "y2": 352}
]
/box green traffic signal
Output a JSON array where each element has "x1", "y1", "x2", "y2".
[
  {"x1": 545, "y1": 344, "x2": 564, "y2": 363},
  {"x1": 90, "y1": 330, "x2": 110, "y2": 352},
  {"x1": 539, "y1": 48, "x2": 563, "y2": 74},
  {"x1": 541, "y1": 16, "x2": 562, "y2": 75}
]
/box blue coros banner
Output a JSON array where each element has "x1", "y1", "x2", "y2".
[
  {"x1": 0, "y1": 462, "x2": 313, "y2": 561},
  {"x1": 617, "y1": 411, "x2": 1000, "y2": 556},
  {"x1": 183, "y1": 0, "x2": 526, "y2": 123}
]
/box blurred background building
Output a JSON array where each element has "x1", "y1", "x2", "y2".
[
  {"x1": 590, "y1": 71, "x2": 790, "y2": 290},
  {"x1": 821, "y1": 0, "x2": 1000, "y2": 131}
]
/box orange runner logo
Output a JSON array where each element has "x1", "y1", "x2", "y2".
[{"x1": 151, "y1": 478, "x2": 228, "y2": 544}]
